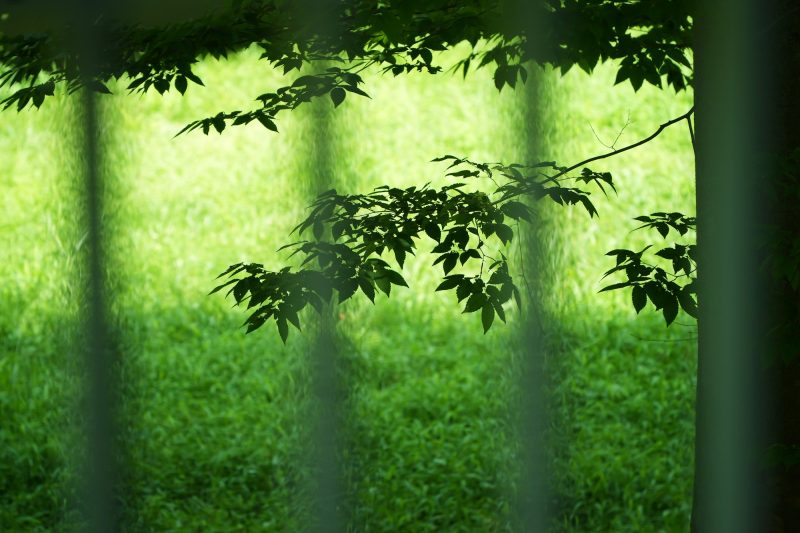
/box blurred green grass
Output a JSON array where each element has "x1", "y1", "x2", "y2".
[{"x1": 0, "y1": 46, "x2": 695, "y2": 532}]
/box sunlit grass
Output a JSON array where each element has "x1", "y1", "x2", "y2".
[{"x1": 0, "y1": 46, "x2": 695, "y2": 532}]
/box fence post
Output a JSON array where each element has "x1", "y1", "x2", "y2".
[
  {"x1": 72, "y1": 1, "x2": 119, "y2": 531},
  {"x1": 512, "y1": 2, "x2": 550, "y2": 530},
  {"x1": 693, "y1": 0, "x2": 771, "y2": 529}
]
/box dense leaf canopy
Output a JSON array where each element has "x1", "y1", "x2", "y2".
[
  {"x1": 0, "y1": 0, "x2": 695, "y2": 340},
  {"x1": 1, "y1": 0, "x2": 692, "y2": 123}
]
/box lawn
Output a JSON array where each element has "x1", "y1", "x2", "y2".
[{"x1": 0, "y1": 45, "x2": 695, "y2": 531}]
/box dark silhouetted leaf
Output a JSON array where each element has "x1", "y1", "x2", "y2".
[
  {"x1": 424, "y1": 223, "x2": 441, "y2": 242},
  {"x1": 632, "y1": 285, "x2": 647, "y2": 313},
  {"x1": 443, "y1": 253, "x2": 458, "y2": 274},
  {"x1": 600, "y1": 281, "x2": 630, "y2": 292},
  {"x1": 456, "y1": 281, "x2": 471, "y2": 302},
  {"x1": 436, "y1": 275, "x2": 463, "y2": 291},
  {"x1": 678, "y1": 287, "x2": 698, "y2": 318},
  {"x1": 358, "y1": 276, "x2": 375, "y2": 303},
  {"x1": 276, "y1": 318, "x2": 289, "y2": 343},
  {"x1": 463, "y1": 292, "x2": 486, "y2": 313},
  {"x1": 375, "y1": 275, "x2": 391, "y2": 296},
  {"x1": 481, "y1": 302, "x2": 494, "y2": 333},
  {"x1": 663, "y1": 296, "x2": 679, "y2": 325},
  {"x1": 337, "y1": 278, "x2": 358, "y2": 302},
  {"x1": 330, "y1": 87, "x2": 346, "y2": 107},
  {"x1": 384, "y1": 269, "x2": 408, "y2": 287},
  {"x1": 257, "y1": 115, "x2": 278, "y2": 132},
  {"x1": 175, "y1": 75, "x2": 188, "y2": 94},
  {"x1": 501, "y1": 201, "x2": 530, "y2": 221}
]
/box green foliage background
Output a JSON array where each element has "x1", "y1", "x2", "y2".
[{"x1": 0, "y1": 46, "x2": 695, "y2": 531}]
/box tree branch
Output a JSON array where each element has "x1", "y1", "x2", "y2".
[{"x1": 551, "y1": 107, "x2": 695, "y2": 180}]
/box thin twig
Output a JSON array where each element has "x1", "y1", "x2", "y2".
[
  {"x1": 609, "y1": 111, "x2": 632, "y2": 149},
  {"x1": 588, "y1": 111, "x2": 632, "y2": 150},
  {"x1": 588, "y1": 122, "x2": 612, "y2": 149},
  {"x1": 549, "y1": 107, "x2": 694, "y2": 181}
]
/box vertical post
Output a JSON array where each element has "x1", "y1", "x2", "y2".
[
  {"x1": 72, "y1": 3, "x2": 118, "y2": 532},
  {"x1": 512, "y1": 1, "x2": 550, "y2": 531},
  {"x1": 80, "y1": 82, "x2": 117, "y2": 533},
  {"x1": 308, "y1": 109, "x2": 345, "y2": 533},
  {"x1": 693, "y1": 0, "x2": 770, "y2": 530},
  {"x1": 300, "y1": 2, "x2": 346, "y2": 531}
]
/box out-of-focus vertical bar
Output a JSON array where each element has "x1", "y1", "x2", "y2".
[
  {"x1": 515, "y1": 81, "x2": 549, "y2": 533},
  {"x1": 693, "y1": 0, "x2": 770, "y2": 530},
  {"x1": 299, "y1": 2, "x2": 345, "y2": 531},
  {"x1": 71, "y1": 2, "x2": 119, "y2": 532},
  {"x1": 308, "y1": 108, "x2": 345, "y2": 532},
  {"x1": 509, "y1": 1, "x2": 550, "y2": 531}
]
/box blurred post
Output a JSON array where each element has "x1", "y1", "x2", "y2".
[
  {"x1": 299, "y1": 2, "x2": 346, "y2": 531},
  {"x1": 510, "y1": 1, "x2": 550, "y2": 531},
  {"x1": 71, "y1": 1, "x2": 119, "y2": 532},
  {"x1": 692, "y1": 0, "x2": 771, "y2": 530}
]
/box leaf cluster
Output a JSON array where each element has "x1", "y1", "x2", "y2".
[
  {"x1": 214, "y1": 155, "x2": 615, "y2": 340},
  {"x1": 601, "y1": 212, "x2": 697, "y2": 325},
  {"x1": 0, "y1": 0, "x2": 692, "y2": 127}
]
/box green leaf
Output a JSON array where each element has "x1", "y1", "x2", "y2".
[
  {"x1": 481, "y1": 302, "x2": 495, "y2": 333},
  {"x1": 393, "y1": 246, "x2": 406, "y2": 268},
  {"x1": 174, "y1": 75, "x2": 188, "y2": 94},
  {"x1": 494, "y1": 224, "x2": 513, "y2": 245},
  {"x1": 358, "y1": 276, "x2": 375, "y2": 303},
  {"x1": 276, "y1": 317, "x2": 289, "y2": 343},
  {"x1": 212, "y1": 115, "x2": 226, "y2": 133},
  {"x1": 344, "y1": 85, "x2": 370, "y2": 98},
  {"x1": 424, "y1": 223, "x2": 441, "y2": 242},
  {"x1": 184, "y1": 70, "x2": 204, "y2": 86},
  {"x1": 600, "y1": 282, "x2": 631, "y2": 292},
  {"x1": 663, "y1": 296, "x2": 679, "y2": 325},
  {"x1": 459, "y1": 249, "x2": 480, "y2": 265},
  {"x1": 209, "y1": 278, "x2": 238, "y2": 295},
  {"x1": 283, "y1": 306, "x2": 301, "y2": 330},
  {"x1": 629, "y1": 69, "x2": 644, "y2": 92},
  {"x1": 245, "y1": 315, "x2": 266, "y2": 334},
  {"x1": 501, "y1": 201, "x2": 530, "y2": 221},
  {"x1": 655, "y1": 247, "x2": 677, "y2": 260},
  {"x1": 257, "y1": 115, "x2": 278, "y2": 132},
  {"x1": 644, "y1": 282, "x2": 666, "y2": 309},
  {"x1": 330, "y1": 86, "x2": 346, "y2": 107},
  {"x1": 32, "y1": 91, "x2": 45, "y2": 108},
  {"x1": 494, "y1": 66, "x2": 506, "y2": 91},
  {"x1": 443, "y1": 253, "x2": 458, "y2": 274},
  {"x1": 153, "y1": 78, "x2": 170, "y2": 94},
  {"x1": 491, "y1": 298, "x2": 506, "y2": 322},
  {"x1": 614, "y1": 63, "x2": 632, "y2": 86},
  {"x1": 513, "y1": 286, "x2": 522, "y2": 308},
  {"x1": 456, "y1": 281, "x2": 471, "y2": 302},
  {"x1": 384, "y1": 269, "x2": 408, "y2": 287},
  {"x1": 88, "y1": 80, "x2": 112, "y2": 94},
  {"x1": 375, "y1": 275, "x2": 391, "y2": 296},
  {"x1": 678, "y1": 287, "x2": 698, "y2": 318},
  {"x1": 313, "y1": 218, "x2": 325, "y2": 241},
  {"x1": 337, "y1": 278, "x2": 359, "y2": 302},
  {"x1": 463, "y1": 292, "x2": 486, "y2": 313},
  {"x1": 436, "y1": 275, "x2": 463, "y2": 291},
  {"x1": 632, "y1": 285, "x2": 647, "y2": 314}
]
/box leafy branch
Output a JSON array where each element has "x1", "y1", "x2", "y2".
[
  {"x1": 212, "y1": 108, "x2": 697, "y2": 340},
  {"x1": 213, "y1": 158, "x2": 611, "y2": 341},
  {"x1": 601, "y1": 212, "x2": 697, "y2": 325},
  {"x1": 0, "y1": 1, "x2": 692, "y2": 120}
]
